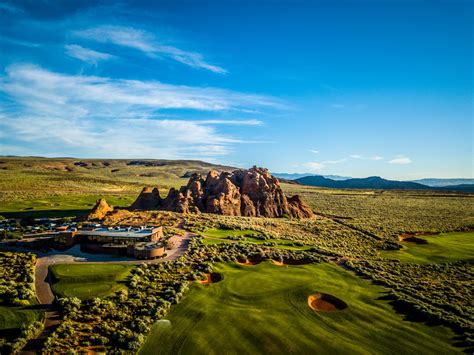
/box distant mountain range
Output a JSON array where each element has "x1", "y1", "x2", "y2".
[
  {"x1": 273, "y1": 173, "x2": 351, "y2": 181},
  {"x1": 408, "y1": 178, "x2": 474, "y2": 187},
  {"x1": 294, "y1": 175, "x2": 474, "y2": 193}
]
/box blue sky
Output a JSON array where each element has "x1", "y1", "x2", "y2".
[{"x1": 0, "y1": 0, "x2": 472, "y2": 179}]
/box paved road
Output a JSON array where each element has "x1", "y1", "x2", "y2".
[{"x1": 18, "y1": 231, "x2": 193, "y2": 354}]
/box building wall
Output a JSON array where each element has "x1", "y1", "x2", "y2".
[
  {"x1": 82, "y1": 243, "x2": 128, "y2": 256},
  {"x1": 150, "y1": 227, "x2": 164, "y2": 242},
  {"x1": 58, "y1": 231, "x2": 76, "y2": 247},
  {"x1": 128, "y1": 245, "x2": 165, "y2": 259}
]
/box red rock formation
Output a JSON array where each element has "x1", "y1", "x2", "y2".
[
  {"x1": 130, "y1": 187, "x2": 161, "y2": 210},
  {"x1": 130, "y1": 167, "x2": 314, "y2": 218},
  {"x1": 85, "y1": 198, "x2": 113, "y2": 220}
]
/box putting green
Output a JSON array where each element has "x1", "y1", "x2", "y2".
[
  {"x1": 50, "y1": 264, "x2": 134, "y2": 300},
  {"x1": 140, "y1": 262, "x2": 459, "y2": 354},
  {"x1": 383, "y1": 231, "x2": 474, "y2": 263}
]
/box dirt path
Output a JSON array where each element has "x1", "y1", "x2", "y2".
[
  {"x1": 20, "y1": 259, "x2": 61, "y2": 354},
  {"x1": 19, "y1": 229, "x2": 194, "y2": 354}
]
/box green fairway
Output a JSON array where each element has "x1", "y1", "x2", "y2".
[
  {"x1": 199, "y1": 228, "x2": 311, "y2": 250},
  {"x1": 383, "y1": 231, "x2": 474, "y2": 263},
  {"x1": 140, "y1": 262, "x2": 459, "y2": 355},
  {"x1": 50, "y1": 264, "x2": 134, "y2": 300},
  {"x1": 0, "y1": 302, "x2": 43, "y2": 331},
  {"x1": 0, "y1": 194, "x2": 135, "y2": 219}
]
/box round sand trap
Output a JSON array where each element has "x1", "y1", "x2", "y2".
[
  {"x1": 199, "y1": 272, "x2": 222, "y2": 285},
  {"x1": 308, "y1": 293, "x2": 347, "y2": 312}
]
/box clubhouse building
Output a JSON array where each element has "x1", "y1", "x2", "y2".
[{"x1": 56, "y1": 226, "x2": 166, "y2": 259}]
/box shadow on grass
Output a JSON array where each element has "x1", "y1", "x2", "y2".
[
  {"x1": 1, "y1": 209, "x2": 89, "y2": 220},
  {"x1": 378, "y1": 292, "x2": 473, "y2": 352}
]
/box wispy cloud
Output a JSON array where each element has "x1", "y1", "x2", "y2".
[
  {"x1": 389, "y1": 155, "x2": 412, "y2": 165},
  {"x1": 350, "y1": 154, "x2": 384, "y2": 161},
  {"x1": 2, "y1": 64, "x2": 279, "y2": 114},
  {"x1": 0, "y1": 2, "x2": 23, "y2": 13},
  {"x1": 197, "y1": 119, "x2": 263, "y2": 126},
  {"x1": 323, "y1": 158, "x2": 347, "y2": 165},
  {"x1": 301, "y1": 153, "x2": 386, "y2": 173},
  {"x1": 0, "y1": 64, "x2": 277, "y2": 159},
  {"x1": 309, "y1": 149, "x2": 319, "y2": 154},
  {"x1": 65, "y1": 44, "x2": 114, "y2": 65},
  {"x1": 302, "y1": 162, "x2": 325, "y2": 172},
  {"x1": 302, "y1": 158, "x2": 346, "y2": 172},
  {"x1": 0, "y1": 115, "x2": 237, "y2": 159},
  {"x1": 0, "y1": 37, "x2": 41, "y2": 48},
  {"x1": 73, "y1": 25, "x2": 227, "y2": 74}
]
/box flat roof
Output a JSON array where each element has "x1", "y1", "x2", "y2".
[{"x1": 77, "y1": 228, "x2": 158, "y2": 239}]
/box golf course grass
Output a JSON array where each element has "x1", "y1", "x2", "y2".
[
  {"x1": 0, "y1": 194, "x2": 135, "y2": 219},
  {"x1": 139, "y1": 261, "x2": 459, "y2": 354},
  {"x1": 0, "y1": 301, "x2": 43, "y2": 331},
  {"x1": 50, "y1": 264, "x2": 134, "y2": 300},
  {"x1": 383, "y1": 231, "x2": 474, "y2": 263},
  {"x1": 199, "y1": 228, "x2": 311, "y2": 251}
]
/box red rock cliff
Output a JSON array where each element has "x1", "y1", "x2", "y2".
[{"x1": 130, "y1": 167, "x2": 313, "y2": 218}]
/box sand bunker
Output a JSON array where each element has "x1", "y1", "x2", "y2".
[
  {"x1": 308, "y1": 293, "x2": 347, "y2": 312},
  {"x1": 271, "y1": 260, "x2": 284, "y2": 266},
  {"x1": 199, "y1": 272, "x2": 222, "y2": 285},
  {"x1": 237, "y1": 259, "x2": 261, "y2": 266}
]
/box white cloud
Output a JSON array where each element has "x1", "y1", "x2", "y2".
[
  {"x1": 309, "y1": 149, "x2": 319, "y2": 154},
  {"x1": 303, "y1": 162, "x2": 325, "y2": 172},
  {"x1": 65, "y1": 44, "x2": 114, "y2": 65},
  {"x1": 0, "y1": 64, "x2": 278, "y2": 159},
  {"x1": 350, "y1": 154, "x2": 384, "y2": 161},
  {"x1": 1, "y1": 64, "x2": 280, "y2": 115},
  {"x1": 389, "y1": 155, "x2": 412, "y2": 165},
  {"x1": 0, "y1": 115, "x2": 236, "y2": 159},
  {"x1": 301, "y1": 158, "x2": 346, "y2": 172},
  {"x1": 324, "y1": 158, "x2": 347, "y2": 164},
  {"x1": 197, "y1": 119, "x2": 263, "y2": 126},
  {"x1": 73, "y1": 25, "x2": 227, "y2": 74}
]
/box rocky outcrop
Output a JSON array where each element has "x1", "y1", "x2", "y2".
[
  {"x1": 85, "y1": 198, "x2": 113, "y2": 220},
  {"x1": 130, "y1": 187, "x2": 161, "y2": 210},
  {"x1": 130, "y1": 167, "x2": 314, "y2": 218}
]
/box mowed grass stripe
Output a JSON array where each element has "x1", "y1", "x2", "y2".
[{"x1": 140, "y1": 262, "x2": 459, "y2": 355}]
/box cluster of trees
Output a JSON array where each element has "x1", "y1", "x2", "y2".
[
  {"x1": 5, "y1": 321, "x2": 44, "y2": 353},
  {"x1": 0, "y1": 251, "x2": 41, "y2": 354},
  {"x1": 0, "y1": 252, "x2": 36, "y2": 305}
]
